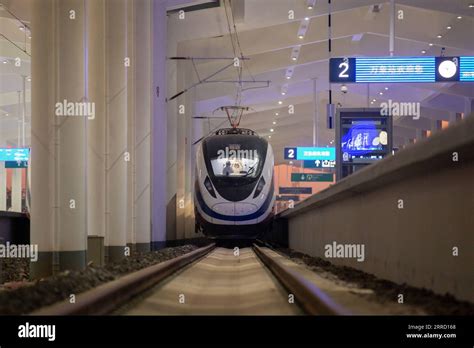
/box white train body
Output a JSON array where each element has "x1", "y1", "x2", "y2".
[{"x1": 194, "y1": 128, "x2": 275, "y2": 239}]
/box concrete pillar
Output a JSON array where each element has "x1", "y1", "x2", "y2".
[
  {"x1": 151, "y1": 0, "x2": 167, "y2": 249},
  {"x1": 0, "y1": 166, "x2": 5, "y2": 211},
  {"x1": 133, "y1": 0, "x2": 152, "y2": 252},
  {"x1": 31, "y1": 0, "x2": 87, "y2": 278},
  {"x1": 166, "y1": 20, "x2": 179, "y2": 243},
  {"x1": 86, "y1": 0, "x2": 106, "y2": 240},
  {"x1": 184, "y1": 73, "x2": 196, "y2": 239},
  {"x1": 175, "y1": 59, "x2": 186, "y2": 241},
  {"x1": 105, "y1": 0, "x2": 129, "y2": 261},
  {"x1": 126, "y1": 0, "x2": 136, "y2": 251},
  {"x1": 11, "y1": 169, "x2": 21, "y2": 212}
]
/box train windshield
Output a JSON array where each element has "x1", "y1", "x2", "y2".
[{"x1": 204, "y1": 135, "x2": 267, "y2": 180}]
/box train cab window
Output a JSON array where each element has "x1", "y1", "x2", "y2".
[{"x1": 203, "y1": 135, "x2": 267, "y2": 181}]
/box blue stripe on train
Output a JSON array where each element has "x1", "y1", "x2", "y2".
[{"x1": 195, "y1": 179, "x2": 274, "y2": 222}]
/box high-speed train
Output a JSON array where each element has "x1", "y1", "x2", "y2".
[{"x1": 194, "y1": 127, "x2": 275, "y2": 239}]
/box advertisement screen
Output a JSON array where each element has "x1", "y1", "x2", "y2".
[{"x1": 341, "y1": 121, "x2": 389, "y2": 159}]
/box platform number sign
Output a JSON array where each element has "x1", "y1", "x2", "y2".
[
  {"x1": 329, "y1": 57, "x2": 356, "y2": 83},
  {"x1": 284, "y1": 147, "x2": 297, "y2": 160}
]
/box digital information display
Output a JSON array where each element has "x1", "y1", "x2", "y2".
[
  {"x1": 284, "y1": 147, "x2": 335, "y2": 161},
  {"x1": 330, "y1": 56, "x2": 474, "y2": 83},
  {"x1": 0, "y1": 148, "x2": 30, "y2": 162},
  {"x1": 460, "y1": 56, "x2": 474, "y2": 82},
  {"x1": 335, "y1": 108, "x2": 392, "y2": 181},
  {"x1": 341, "y1": 122, "x2": 388, "y2": 156}
]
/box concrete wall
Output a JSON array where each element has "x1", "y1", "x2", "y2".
[{"x1": 282, "y1": 115, "x2": 474, "y2": 303}]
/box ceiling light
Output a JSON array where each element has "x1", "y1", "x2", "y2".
[
  {"x1": 298, "y1": 35, "x2": 304, "y2": 39},
  {"x1": 372, "y1": 99, "x2": 376, "y2": 102},
  {"x1": 273, "y1": 121, "x2": 276, "y2": 125},
  {"x1": 28, "y1": 35, "x2": 31, "y2": 39},
  {"x1": 457, "y1": 16, "x2": 462, "y2": 19},
  {"x1": 278, "y1": 101, "x2": 283, "y2": 105},
  {"x1": 421, "y1": 50, "x2": 426, "y2": 54},
  {"x1": 2, "y1": 60, "x2": 8, "y2": 64},
  {"x1": 429, "y1": 43, "x2": 433, "y2": 46},
  {"x1": 292, "y1": 57, "x2": 297, "y2": 61},
  {"x1": 275, "y1": 112, "x2": 279, "y2": 116},
  {"x1": 370, "y1": 101, "x2": 374, "y2": 105},
  {"x1": 384, "y1": 87, "x2": 389, "y2": 90},
  {"x1": 307, "y1": 5, "x2": 313, "y2": 10},
  {"x1": 5, "y1": 113, "x2": 9, "y2": 116},
  {"x1": 286, "y1": 76, "x2": 291, "y2": 80},
  {"x1": 268, "y1": 135, "x2": 271, "y2": 139},
  {"x1": 446, "y1": 26, "x2": 452, "y2": 30},
  {"x1": 19, "y1": 26, "x2": 25, "y2": 31},
  {"x1": 270, "y1": 128, "x2": 274, "y2": 132},
  {"x1": 27, "y1": 77, "x2": 31, "y2": 82},
  {"x1": 289, "y1": 161, "x2": 293, "y2": 165},
  {"x1": 379, "y1": 92, "x2": 383, "y2": 95},
  {"x1": 437, "y1": 34, "x2": 442, "y2": 38},
  {"x1": 304, "y1": 17, "x2": 310, "y2": 21},
  {"x1": 281, "y1": 92, "x2": 286, "y2": 95},
  {"x1": 469, "y1": 4, "x2": 474, "y2": 8}
]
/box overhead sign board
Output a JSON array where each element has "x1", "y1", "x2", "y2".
[
  {"x1": 291, "y1": 173, "x2": 333, "y2": 182},
  {"x1": 276, "y1": 195, "x2": 300, "y2": 202},
  {"x1": 5, "y1": 161, "x2": 28, "y2": 168},
  {"x1": 284, "y1": 147, "x2": 335, "y2": 161},
  {"x1": 330, "y1": 56, "x2": 474, "y2": 83},
  {"x1": 0, "y1": 148, "x2": 30, "y2": 162},
  {"x1": 279, "y1": 187, "x2": 312, "y2": 195},
  {"x1": 304, "y1": 159, "x2": 336, "y2": 169}
]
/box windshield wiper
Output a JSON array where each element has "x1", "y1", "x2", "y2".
[{"x1": 242, "y1": 164, "x2": 257, "y2": 177}]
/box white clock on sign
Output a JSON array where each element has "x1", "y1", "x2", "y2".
[{"x1": 438, "y1": 60, "x2": 457, "y2": 78}]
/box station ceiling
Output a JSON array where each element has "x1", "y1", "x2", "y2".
[{"x1": 169, "y1": 0, "x2": 474, "y2": 164}]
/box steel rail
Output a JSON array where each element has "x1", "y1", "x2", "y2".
[
  {"x1": 30, "y1": 244, "x2": 215, "y2": 315},
  {"x1": 253, "y1": 244, "x2": 350, "y2": 315}
]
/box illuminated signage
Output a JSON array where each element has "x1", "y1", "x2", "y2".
[
  {"x1": 291, "y1": 173, "x2": 333, "y2": 182},
  {"x1": 0, "y1": 148, "x2": 30, "y2": 162},
  {"x1": 335, "y1": 108, "x2": 393, "y2": 181},
  {"x1": 284, "y1": 147, "x2": 335, "y2": 161},
  {"x1": 460, "y1": 56, "x2": 474, "y2": 82},
  {"x1": 304, "y1": 159, "x2": 336, "y2": 169},
  {"x1": 279, "y1": 187, "x2": 312, "y2": 194},
  {"x1": 330, "y1": 56, "x2": 474, "y2": 83},
  {"x1": 5, "y1": 161, "x2": 28, "y2": 168}
]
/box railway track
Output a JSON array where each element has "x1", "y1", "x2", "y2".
[{"x1": 31, "y1": 243, "x2": 350, "y2": 316}]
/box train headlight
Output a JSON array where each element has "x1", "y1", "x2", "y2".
[
  {"x1": 253, "y1": 177, "x2": 266, "y2": 198},
  {"x1": 204, "y1": 176, "x2": 217, "y2": 198}
]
